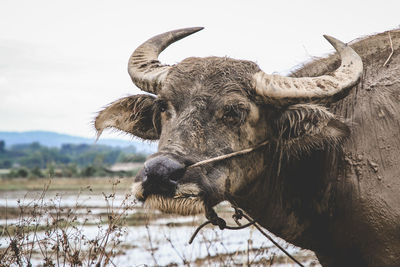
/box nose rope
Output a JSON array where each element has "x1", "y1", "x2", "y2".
[
  {"x1": 187, "y1": 139, "x2": 270, "y2": 169},
  {"x1": 185, "y1": 140, "x2": 305, "y2": 266},
  {"x1": 189, "y1": 205, "x2": 305, "y2": 267}
]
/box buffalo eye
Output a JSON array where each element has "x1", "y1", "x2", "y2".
[
  {"x1": 155, "y1": 99, "x2": 168, "y2": 113},
  {"x1": 222, "y1": 104, "x2": 248, "y2": 125}
]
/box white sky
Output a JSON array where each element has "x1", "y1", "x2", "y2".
[{"x1": 0, "y1": 0, "x2": 399, "y2": 140}]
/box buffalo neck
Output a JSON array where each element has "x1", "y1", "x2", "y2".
[{"x1": 230, "y1": 146, "x2": 345, "y2": 251}]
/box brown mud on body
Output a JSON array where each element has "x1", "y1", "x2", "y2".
[{"x1": 292, "y1": 29, "x2": 400, "y2": 266}]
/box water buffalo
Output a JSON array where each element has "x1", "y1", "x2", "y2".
[{"x1": 95, "y1": 28, "x2": 400, "y2": 266}]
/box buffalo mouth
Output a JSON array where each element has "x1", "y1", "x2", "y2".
[{"x1": 132, "y1": 182, "x2": 205, "y2": 215}]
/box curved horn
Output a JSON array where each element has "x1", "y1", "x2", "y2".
[
  {"x1": 252, "y1": 35, "x2": 363, "y2": 105},
  {"x1": 128, "y1": 27, "x2": 204, "y2": 94}
]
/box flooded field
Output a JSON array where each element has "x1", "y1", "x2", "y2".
[{"x1": 0, "y1": 179, "x2": 320, "y2": 266}]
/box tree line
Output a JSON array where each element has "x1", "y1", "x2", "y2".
[{"x1": 0, "y1": 140, "x2": 147, "y2": 178}]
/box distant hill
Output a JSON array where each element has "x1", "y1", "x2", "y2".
[{"x1": 0, "y1": 131, "x2": 157, "y2": 154}]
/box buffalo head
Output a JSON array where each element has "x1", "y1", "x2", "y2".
[{"x1": 95, "y1": 27, "x2": 362, "y2": 216}]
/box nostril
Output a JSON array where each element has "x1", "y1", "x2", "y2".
[
  {"x1": 143, "y1": 156, "x2": 186, "y2": 186},
  {"x1": 169, "y1": 167, "x2": 186, "y2": 182}
]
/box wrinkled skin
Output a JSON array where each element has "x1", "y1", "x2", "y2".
[
  {"x1": 96, "y1": 29, "x2": 400, "y2": 267},
  {"x1": 152, "y1": 57, "x2": 271, "y2": 208}
]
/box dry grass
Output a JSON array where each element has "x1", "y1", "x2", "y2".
[
  {"x1": 0, "y1": 178, "x2": 320, "y2": 266},
  {"x1": 0, "y1": 179, "x2": 136, "y2": 266}
]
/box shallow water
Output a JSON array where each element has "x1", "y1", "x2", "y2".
[{"x1": 0, "y1": 191, "x2": 320, "y2": 266}]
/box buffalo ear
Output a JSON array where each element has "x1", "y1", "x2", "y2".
[
  {"x1": 95, "y1": 94, "x2": 160, "y2": 140},
  {"x1": 273, "y1": 104, "x2": 350, "y2": 154}
]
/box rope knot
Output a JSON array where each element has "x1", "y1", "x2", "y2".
[{"x1": 232, "y1": 207, "x2": 244, "y2": 225}]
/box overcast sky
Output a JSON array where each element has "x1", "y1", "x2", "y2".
[{"x1": 1, "y1": 0, "x2": 399, "y2": 141}]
